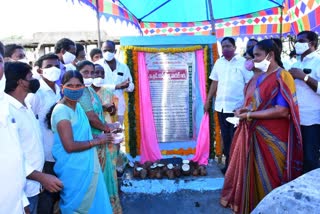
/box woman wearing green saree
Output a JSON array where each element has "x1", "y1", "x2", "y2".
[{"x1": 77, "y1": 60, "x2": 122, "y2": 214}]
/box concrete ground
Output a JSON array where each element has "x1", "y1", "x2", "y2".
[{"x1": 119, "y1": 158, "x2": 232, "y2": 214}]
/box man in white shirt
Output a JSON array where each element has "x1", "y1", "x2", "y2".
[
  {"x1": 54, "y1": 38, "x2": 76, "y2": 86},
  {"x1": 25, "y1": 53, "x2": 62, "y2": 214},
  {"x1": 204, "y1": 37, "x2": 252, "y2": 174},
  {"x1": 97, "y1": 40, "x2": 134, "y2": 125},
  {"x1": 0, "y1": 41, "x2": 30, "y2": 214},
  {"x1": 5, "y1": 61, "x2": 63, "y2": 214},
  {"x1": 289, "y1": 30, "x2": 320, "y2": 173}
]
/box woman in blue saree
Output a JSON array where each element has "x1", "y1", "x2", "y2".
[{"x1": 50, "y1": 70, "x2": 112, "y2": 213}]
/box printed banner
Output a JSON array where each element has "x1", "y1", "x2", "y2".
[{"x1": 146, "y1": 52, "x2": 195, "y2": 142}]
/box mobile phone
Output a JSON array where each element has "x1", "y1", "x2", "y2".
[{"x1": 303, "y1": 68, "x2": 312, "y2": 74}]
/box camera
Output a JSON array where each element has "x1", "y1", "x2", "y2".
[{"x1": 303, "y1": 68, "x2": 312, "y2": 74}]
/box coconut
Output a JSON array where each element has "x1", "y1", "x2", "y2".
[
  {"x1": 157, "y1": 163, "x2": 165, "y2": 167},
  {"x1": 199, "y1": 165, "x2": 207, "y2": 176},
  {"x1": 166, "y1": 170, "x2": 175, "y2": 179},
  {"x1": 155, "y1": 170, "x2": 163, "y2": 179},
  {"x1": 143, "y1": 161, "x2": 153, "y2": 168},
  {"x1": 150, "y1": 164, "x2": 157, "y2": 169},
  {"x1": 174, "y1": 164, "x2": 182, "y2": 177},
  {"x1": 136, "y1": 167, "x2": 143, "y2": 171},
  {"x1": 140, "y1": 168, "x2": 147, "y2": 179},
  {"x1": 167, "y1": 163, "x2": 174, "y2": 170},
  {"x1": 182, "y1": 160, "x2": 190, "y2": 164},
  {"x1": 192, "y1": 168, "x2": 199, "y2": 176},
  {"x1": 182, "y1": 163, "x2": 191, "y2": 176}
]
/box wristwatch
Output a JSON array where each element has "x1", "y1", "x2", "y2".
[{"x1": 304, "y1": 74, "x2": 309, "y2": 82}]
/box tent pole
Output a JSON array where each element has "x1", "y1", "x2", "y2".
[
  {"x1": 207, "y1": 0, "x2": 216, "y2": 35},
  {"x1": 280, "y1": 5, "x2": 283, "y2": 39},
  {"x1": 96, "y1": 0, "x2": 102, "y2": 48}
]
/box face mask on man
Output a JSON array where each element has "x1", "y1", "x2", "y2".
[
  {"x1": 92, "y1": 77, "x2": 104, "y2": 87},
  {"x1": 42, "y1": 66, "x2": 61, "y2": 82},
  {"x1": 63, "y1": 51, "x2": 76, "y2": 64},
  {"x1": 254, "y1": 54, "x2": 270, "y2": 72},
  {"x1": 244, "y1": 60, "x2": 254, "y2": 71},
  {"x1": 63, "y1": 86, "x2": 84, "y2": 101},
  {"x1": 295, "y1": 42, "x2": 310, "y2": 55},
  {"x1": 28, "y1": 79, "x2": 40, "y2": 93},
  {"x1": 83, "y1": 78, "x2": 93, "y2": 87},
  {"x1": 103, "y1": 51, "x2": 115, "y2": 61},
  {"x1": 222, "y1": 49, "x2": 235, "y2": 59}
]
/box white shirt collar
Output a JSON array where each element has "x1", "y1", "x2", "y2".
[
  {"x1": 39, "y1": 78, "x2": 60, "y2": 93},
  {"x1": 5, "y1": 93, "x2": 27, "y2": 110},
  {"x1": 303, "y1": 51, "x2": 319, "y2": 61},
  {"x1": 222, "y1": 54, "x2": 241, "y2": 62}
]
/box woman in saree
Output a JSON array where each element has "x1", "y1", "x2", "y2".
[
  {"x1": 50, "y1": 70, "x2": 112, "y2": 213},
  {"x1": 77, "y1": 60, "x2": 122, "y2": 214},
  {"x1": 220, "y1": 39, "x2": 303, "y2": 214},
  {"x1": 92, "y1": 63, "x2": 128, "y2": 178}
]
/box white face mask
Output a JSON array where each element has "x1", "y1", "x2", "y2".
[
  {"x1": 295, "y1": 42, "x2": 309, "y2": 55},
  {"x1": 32, "y1": 66, "x2": 41, "y2": 80},
  {"x1": 103, "y1": 51, "x2": 115, "y2": 61},
  {"x1": 254, "y1": 54, "x2": 270, "y2": 72},
  {"x1": 0, "y1": 72, "x2": 6, "y2": 98},
  {"x1": 64, "y1": 63, "x2": 76, "y2": 72},
  {"x1": 92, "y1": 77, "x2": 104, "y2": 87},
  {"x1": 62, "y1": 51, "x2": 76, "y2": 64},
  {"x1": 83, "y1": 78, "x2": 93, "y2": 87},
  {"x1": 42, "y1": 66, "x2": 61, "y2": 82}
]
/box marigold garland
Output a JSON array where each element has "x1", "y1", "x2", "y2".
[
  {"x1": 211, "y1": 43, "x2": 222, "y2": 158},
  {"x1": 123, "y1": 50, "x2": 130, "y2": 154},
  {"x1": 161, "y1": 147, "x2": 196, "y2": 156},
  {"x1": 121, "y1": 45, "x2": 204, "y2": 53},
  {"x1": 132, "y1": 50, "x2": 141, "y2": 154}
]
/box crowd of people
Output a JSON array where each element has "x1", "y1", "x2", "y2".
[
  {"x1": 0, "y1": 38, "x2": 134, "y2": 214},
  {"x1": 204, "y1": 31, "x2": 320, "y2": 213},
  {"x1": 0, "y1": 30, "x2": 320, "y2": 214}
]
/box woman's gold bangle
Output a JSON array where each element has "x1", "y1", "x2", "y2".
[{"x1": 247, "y1": 111, "x2": 252, "y2": 121}]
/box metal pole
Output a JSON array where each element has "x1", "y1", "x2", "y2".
[
  {"x1": 96, "y1": 0, "x2": 102, "y2": 48},
  {"x1": 207, "y1": 0, "x2": 216, "y2": 35},
  {"x1": 279, "y1": 6, "x2": 283, "y2": 39}
]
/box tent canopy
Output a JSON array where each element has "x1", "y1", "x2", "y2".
[{"x1": 118, "y1": 0, "x2": 284, "y2": 22}]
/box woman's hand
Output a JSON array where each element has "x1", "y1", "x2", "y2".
[
  {"x1": 103, "y1": 103, "x2": 117, "y2": 116},
  {"x1": 238, "y1": 112, "x2": 248, "y2": 120},
  {"x1": 234, "y1": 108, "x2": 249, "y2": 117},
  {"x1": 94, "y1": 133, "x2": 115, "y2": 145}
]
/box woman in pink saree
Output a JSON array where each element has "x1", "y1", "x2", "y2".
[{"x1": 220, "y1": 39, "x2": 303, "y2": 213}]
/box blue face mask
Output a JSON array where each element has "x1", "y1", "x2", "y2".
[{"x1": 63, "y1": 86, "x2": 84, "y2": 101}]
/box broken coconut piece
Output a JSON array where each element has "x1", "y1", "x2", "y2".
[
  {"x1": 157, "y1": 163, "x2": 165, "y2": 167},
  {"x1": 150, "y1": 164, "x2": 157, "y2": 169},
  {"x1": 182, "y1": 163, "x2": 191, "y2": 176},
  {"x1": 128, "y1": 161, "x2": 135, "y2": 168},
  {"x1": 182, "y1": 160, "x2": 190, "y2": 164},
  {"x1": 136, "y1": 167, "x2": 143, "y2": 171},
  {"x1": 167, "y1": 163, "x2": 174, "y2": 170}
]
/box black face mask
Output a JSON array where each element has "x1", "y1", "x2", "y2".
[{"x1": 28, "y1": 79, "x2": 40, "y2": 93}]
